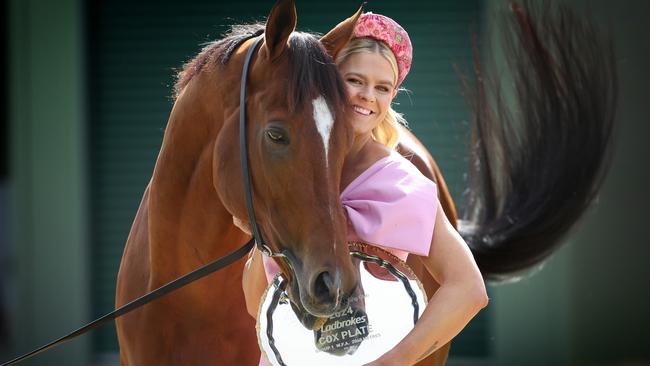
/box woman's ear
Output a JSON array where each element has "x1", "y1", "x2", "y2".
[{"x1": 320, "y1": 4, "x2": 364, "y2": 60}]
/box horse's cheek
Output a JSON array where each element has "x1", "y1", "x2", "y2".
[{"x1": 212, "y1": 122, "x2": 243, "y2": 217}]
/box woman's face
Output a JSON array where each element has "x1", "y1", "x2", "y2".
[{"x1": 338, "y1": 51, "x2": 397, "y2": 137}]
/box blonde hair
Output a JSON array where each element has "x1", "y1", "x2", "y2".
[{"x1": 336, "y1": 38, "x2": 407, "y2": 149}]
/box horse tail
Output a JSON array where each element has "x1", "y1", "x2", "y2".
[{"x1": 458, "y1": 1, "x2": 618, "y2": 281}]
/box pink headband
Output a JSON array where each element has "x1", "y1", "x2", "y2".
[{"x1": 353, "y1": 12, "x2": 413, "y2": 86}]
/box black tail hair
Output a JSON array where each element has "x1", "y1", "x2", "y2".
[{"x1": 459, "y1": 1, "x2": 618, "y2": 281}]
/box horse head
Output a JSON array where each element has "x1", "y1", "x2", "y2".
[{"x1": 213, "y1": 0, "x2": 364, "y2": 328}]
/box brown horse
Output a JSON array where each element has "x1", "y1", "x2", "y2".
[
  {"x1": 114, "y1": 0, "x2": 376, "y2": 364},
  {"x1": 116, "y1": 0, "x2": 617, "y2": 365}
]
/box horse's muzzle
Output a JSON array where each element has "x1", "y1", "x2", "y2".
[{"x1": 305, "y1": 269, "x2": 341, "y2": 316}]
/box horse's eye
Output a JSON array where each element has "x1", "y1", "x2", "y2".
[{"x1": 266, "y1": 129, "x2": 289, "y2": 144}]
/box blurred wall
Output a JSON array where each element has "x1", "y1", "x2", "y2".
[
  {"x1": 566, "y1": 0, "x2": 650, "y2": 364},
  {"x1": 6, "y1": 0, "x2": 89, "y2": 365}
]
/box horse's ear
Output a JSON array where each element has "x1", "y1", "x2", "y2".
[
  {"x1": 264, "y1": 0, "x2": 297, "y2": 61},
  {"x1": 320, "y1": 4, "x2": 364, "y2": 60}
]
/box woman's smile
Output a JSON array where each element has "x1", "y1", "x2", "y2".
[{"x1": 352, "y1": 105, "x2": 373, "y2": 116}]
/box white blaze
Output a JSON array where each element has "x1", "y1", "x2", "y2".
[
  {"x1": 312, "y1": 95, "x2": 334, "y2": 167},
  {"x1": 312, "y1": 96, "x2": 336, "y2": 251}
]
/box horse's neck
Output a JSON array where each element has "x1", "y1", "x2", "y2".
[{"x1": 145, "y1": 76, "x2": 243, "y2": 280}]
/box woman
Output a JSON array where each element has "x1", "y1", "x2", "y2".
[{"x1": 241, "y1": 13, "x2": 488, "y2": 366}]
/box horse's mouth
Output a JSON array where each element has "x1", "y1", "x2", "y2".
[{"x1": 289, "y1": 300, "x2": 328, "y2": 330}]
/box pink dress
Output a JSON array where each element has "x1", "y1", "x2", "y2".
[{"x1": 258, "y1": 151, "x2": 438, "y2": 365}]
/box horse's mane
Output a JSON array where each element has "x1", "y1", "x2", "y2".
[
  {"x1": 174, "y1": 24, "x2": 264, "y2": 98},
  {"x1": 174, "y1": 23, "x2": 347, "y2": 115}
]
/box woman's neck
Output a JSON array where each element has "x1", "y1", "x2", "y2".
[
  {"x1": 348, "y1": 132, "x2": 374, "y2": 159},
  {"x1": 341, "y1": 133, "x2": 392, "y2": 190}
]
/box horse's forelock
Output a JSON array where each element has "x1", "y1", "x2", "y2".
[
  {"x1": 174, "y1": 25, "x2": 347, "y2": 123},
  {"x1": 286, "y1": 32, "x2": 347, "y2": 118}
]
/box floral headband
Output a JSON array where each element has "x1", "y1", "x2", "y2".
[{"x1": 352, "y1": 12, "x2": 413, "y2": 86}]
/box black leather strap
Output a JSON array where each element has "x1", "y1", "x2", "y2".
[{"x1": 239, "y1": 35, "x2": 274, "y2": 257}]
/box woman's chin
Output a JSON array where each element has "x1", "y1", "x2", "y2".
[
  {"x1": 352, "y1": 125, "x2": 374, "y2": 138},
  {"x1": 351, "y1": 117, "x2": 379, "y2": 133}
]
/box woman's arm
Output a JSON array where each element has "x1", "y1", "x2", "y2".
[
  {"x1": 242, "y1": 246, "x2": 268, "y2": 319},
  {"x1": 366, "y1": 201, "x2": 489, "y2": 366}
]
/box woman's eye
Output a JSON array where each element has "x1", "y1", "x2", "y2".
[
  {"x1": 347, "y1": 78, "x2": 362, "y2": 85},
  {"x1": 266, "y1": 130, "x2": 288, "y2": 144},
  {"x1": 377, "y1": 85, "x2": 390, "y2": 93}
]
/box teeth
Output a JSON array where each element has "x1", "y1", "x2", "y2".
[{"x1": 353, "y1": 106, "x2": 371, "y2": 116}]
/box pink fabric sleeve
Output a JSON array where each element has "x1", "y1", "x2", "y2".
[{"x1": 340, "y1": 152, "x2": 438, "y2": 258}]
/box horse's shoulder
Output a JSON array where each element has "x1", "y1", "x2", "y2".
[{"x1": 396, "y1": 127, "x2": 436, "y2": 183}]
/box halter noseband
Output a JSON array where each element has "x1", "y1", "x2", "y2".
[{"x1": 239, "y1": 35, "x2": 285, "y2": 259}]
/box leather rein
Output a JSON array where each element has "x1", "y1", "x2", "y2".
[{"x1": 2, "y1": 34, "x2": 275, "y2": 365}]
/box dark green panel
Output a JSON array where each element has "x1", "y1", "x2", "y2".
[
  {"x1": 1, "y1": 0, "x2": 7, "y2": 179},
  {"x1": 89, "y1": 0, "x2": 488, "y2": 357}
]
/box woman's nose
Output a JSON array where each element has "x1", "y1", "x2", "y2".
[{"x1": 358, "y1": 87, "x2": 375, "y2": 102}]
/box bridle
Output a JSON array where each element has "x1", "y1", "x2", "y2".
[
  {"x1": 239, "y1": 35, "x2": 286, "y2": 259},
  {"x1": 2, "y1": 33, "x2": 281, "y2": 366}
]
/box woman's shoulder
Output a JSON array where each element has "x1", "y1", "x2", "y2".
[{"x1": 341, "y1": 149, "x2": 438, "y2": 257}]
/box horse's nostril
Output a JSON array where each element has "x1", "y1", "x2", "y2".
[{"x1": 313, "y1": 271, "x2": 336, "y2": 302}]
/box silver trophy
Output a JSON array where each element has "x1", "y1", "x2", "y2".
[{"x1": 257, "y1": 242, "x2": 428, "y2": 365}]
